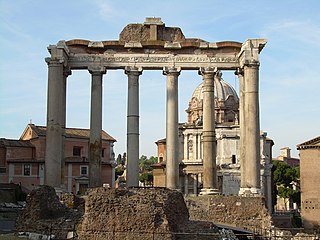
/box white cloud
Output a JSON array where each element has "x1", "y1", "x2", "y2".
[
  {"x1": 93, "y1": 0, "x2": 124, "y2": 22},
  {"x1": 261, "y1": 20, "x2": 320, "y2": 48}
]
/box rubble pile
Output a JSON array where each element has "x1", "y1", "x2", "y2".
[
  {"x1": 16, "y1": 186, "x2": 221, "y2": 239},
  {"x1": 60, "y1": 192, "x2": 84, "y2": 210},
  {"x1": 16, "y1": 186, "x2": 82, "y2": 238},
  {"x1": 78, "y1": 187, "x2": 219, "y2": 240}
]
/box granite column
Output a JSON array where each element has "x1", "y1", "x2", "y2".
[
  {"x1": 241, "y1": 62, "x2": 261, "y2": 195},
  {"x1": 164, "y1": 67, "x2": 180, "y2": 190},
  {"x1": 125, "y1": 67, "x2": 142, "y2": 187},
  {"x1": 199, "y1": 67, "x2": 219, "y2": 195},
  {"x1": 88, "y1": 66, "x2": 106, "y2": 187},
  {"x1": 45, "y1": 55, "x2": 64, "y2": 188}
]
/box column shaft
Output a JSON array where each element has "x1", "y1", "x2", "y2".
[
  {"x1": 164, "y1": 67, "x2": 180, "y2": 190},
  {"x1": 89, "y1": 67, "x2": 106, "y2": 187},
  {"x1": 237, "y1": 69, "x2": 247, "y2": 189},
  {"x1": 45, "y1": 58, "x2": 64, "y2": 188},
  {"x1": 184, "y1": 174, "x2": 189, "y2": 195},
  {"x1": 199, "y1": 67, "x2": 219, "y2": 195},
  {"x1": 61, "y1": 69, "x2": 71, "y2": 190},
  {"x1": 193, "y1": 133, "x2": 197, "y2": 160},
  {"x1": 243, "y1": 63, "x2": 261, "y2": 194},
  {"x1": 193, "y1": 174, "x2": 198, "y2": 195},
  {"x1": 125, "y1": 67, "x2": 142, "y2": 187},
  {"x1": 183, "y1": 133, "x2": 188, "y2": 161}
]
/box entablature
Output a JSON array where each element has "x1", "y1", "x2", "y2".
[{"x1": 46, "y1": 18, "x2": 266, "y2": 71}]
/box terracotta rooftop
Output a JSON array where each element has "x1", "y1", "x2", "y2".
[
  {"x1": 27, "y1": 124, "x2": 116, "y2": 142},
  {"x1": 0, "y1": 138, "x2": 34, "y2": 148}
]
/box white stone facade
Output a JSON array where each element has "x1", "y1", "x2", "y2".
[{"x1": 178, "y1": 73, "x2": 273, "y2": 210}]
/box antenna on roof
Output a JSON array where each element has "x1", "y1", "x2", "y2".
[{"x1": 29, "y1": 119, "x2": 32, "y2": 124}]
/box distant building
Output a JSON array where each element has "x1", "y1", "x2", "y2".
[
  {"x1": 297, "y1": 136, "x2": 320, "y2": 230},
  {"x1": 273, "y1": 147, "x2": 300, "y2": 167},
  {"x1": 0, "y1": 124, "x2": 116, "y2": 193}
]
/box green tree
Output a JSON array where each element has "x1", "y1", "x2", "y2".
[
  {"x1": 139, "y1": 155, "x2": 157, "y2": 172},
  {"x1": 139, "y1": 172, "x2": 153, "y2": 186},
  {"x1": 272, "y1": 161, "x2": 300, "y2": 209},
  {"x1": 115, "y1": 167, "x2": 124, "y2": 180},
  {"x1": 138, "y1": 155, "x2": 157, "y2": 186},
  {"x1": 273, "y1": 161, "x2": 299, "y2": 186}
]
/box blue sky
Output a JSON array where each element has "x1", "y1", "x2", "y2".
[{"x1": 0, "y1": 0, "x2": 319, "y2": 158}]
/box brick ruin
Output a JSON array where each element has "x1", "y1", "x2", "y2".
[
  {"x1": 15, "y1": 186, "x2": 320, "y2": 239},
  {"x1": 17, "y1": 186, "x2": 220, "y2": 239},
  {"x1": 186, "y1": 195, "x2": 272, "y2": 231}
]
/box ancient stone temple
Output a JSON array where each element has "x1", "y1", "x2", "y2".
[{"x1": 45, "y1": 17, "x2": 267, "y2": 198}]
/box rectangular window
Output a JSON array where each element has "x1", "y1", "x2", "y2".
[
  {"x1": 73, "y1": 146, "x2": 82, "y2": 156},
  {"x1": 232, "y1": 155, "x2": 236, "y2": 164},
  {"x1": 80, "y1": 166, "x2": 88, "y2": 176},
  {"x1": 24, "y1": 164, "x2": 31, "y2": 176},
  {"x1": 102, "y1": 148, "x2": 105, "y2": 158}
]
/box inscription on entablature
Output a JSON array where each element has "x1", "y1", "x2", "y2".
[{"x1": 70, "y1": 54, "x2": 238, "y2": 64}]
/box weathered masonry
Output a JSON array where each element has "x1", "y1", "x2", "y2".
[{"x1": 45, "y1": 17, "x2": 266, "y2": 195}]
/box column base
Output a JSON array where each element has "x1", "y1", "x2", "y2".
[
  {"x1": 199, "y1": 188, "x2": 220, "y2": 195},
  {"x1": 239, "y1": 187, "x2": 261, "y2": 197}
]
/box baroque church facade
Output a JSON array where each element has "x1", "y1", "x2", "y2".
[{"x1": 153, "y1": 72, "x2": 274, "y2": 211}]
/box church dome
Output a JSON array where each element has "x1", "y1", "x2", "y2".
[{"x1": 186, "y1": 72, "x2": 239, "y2": 125}]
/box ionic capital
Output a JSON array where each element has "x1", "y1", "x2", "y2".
[
  {"x1": 198, "y1": 67, "x2": 217, "y2": 77},
  {"x1": 163, "y1": 67, "x2": 181, "y2": 76},
  {"x1": 234, "y1": 67, "x2": 244, "y2": 76},
  {"x1": 125, "y1": 66, "x2": 142, "y2": 76},
  {"x1": 243, "y1": 60, "x2": 260, "y2": 69},
  {"x1": 47, "y1": 43, "x2": 69, "y2": 67},
  {"x1": 88, "y1": 66, "x2": 106, "y2": 75},
  {"x1": 63, "y1": 67, "x2": 72, "y2": 77},
  {"x1": 45, "y1": 57, "x2": 64, "y2": 66}
]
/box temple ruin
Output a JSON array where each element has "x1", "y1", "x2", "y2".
[{"x1": 45, "y1": 17, "x2": 267, "y2": 196}]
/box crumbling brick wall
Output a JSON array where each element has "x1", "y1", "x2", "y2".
[{"x1": 186, "y1": 195, "x2": 272, "y2": 231}]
